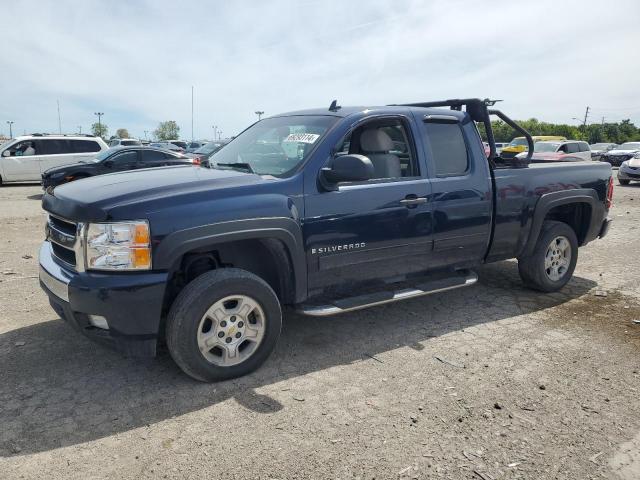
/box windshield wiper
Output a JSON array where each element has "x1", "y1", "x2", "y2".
[{"x1": 215, "y1": 162, "x2": 255, "y2": 173}]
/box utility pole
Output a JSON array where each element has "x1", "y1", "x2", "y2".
[
  {"x1": 57, "y1": 99, "x2": 62, "y2": 134},
  {"x1": 601, "y1": 116, "x2": 605, "y2": 126},
  {"x1": 255, "y1": 111, "x2": 264, "y2": 121},
  {"x1": 582, "y1": 106, "x2": 590, "y2": 127},
  {"x1": 191, "y1": 86, "x2": 194, "y2": 143},
  {"x1": 6, "y1": 121, "x2": 14, "y2": 138},
  {"x1": 94, "y1": 112, "x2": 104, "y2": 138}
]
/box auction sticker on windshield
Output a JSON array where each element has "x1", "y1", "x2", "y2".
[{"x1": 283, "y1": 133, "x2": 320, "y2": 144}]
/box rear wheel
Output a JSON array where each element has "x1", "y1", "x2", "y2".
[
  {"x1": 166, "y1": 268, "x2": 282, "y2": 382},
  {"x1": 518, "y1": 221, "x2": 578, "y2": 292},
  {"x1": 619, "y1": 179, "x2": 630, "y2": 185}
]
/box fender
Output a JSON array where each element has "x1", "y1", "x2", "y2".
[
  {"x1": 520, "y1": 188, "x2": 604, "y2": 257},
  {"x1": 154, "y1": 217, "x2": 307, "y2": 303}
]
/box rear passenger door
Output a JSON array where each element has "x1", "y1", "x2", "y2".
[
  {"x1": 417, "y1": 116, "x2": 493, "y2": 269},
  {"x1": 141, "y1": 149, "x2": 174, "y2": 167},
  {"x1": 37, "y1": 139, "x2": 75, "y2": 172}
]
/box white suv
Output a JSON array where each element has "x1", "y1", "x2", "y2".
[{"x1": 0, "y1": 134, "x2": 108, "y2": 184}]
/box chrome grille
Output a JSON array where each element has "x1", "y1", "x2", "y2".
[{"x1": 46, "y1": 214, "x2": 85, "y2": 271}]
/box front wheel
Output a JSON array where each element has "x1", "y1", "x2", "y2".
[
  {"x1": 166, "y1": 268, "x2": 282, "y2": 382},
  {"x1": 518, "y1": 221, "x2": 578, "y2": 292}
]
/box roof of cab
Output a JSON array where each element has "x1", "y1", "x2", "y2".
[{"x1": 271, "y1": 105, "x2": 468, "y2": 120}]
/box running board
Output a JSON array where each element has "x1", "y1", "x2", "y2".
[{"x1": 298, "y1": 270, "x2": 478, "y2": 317}]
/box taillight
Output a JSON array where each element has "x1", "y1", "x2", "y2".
[
  {"x1": 192, "y1": 156, "x2": 201, "y2": 166},
  {"x1": 606, "y1": 175, "x2": 614, "y2": 209}
]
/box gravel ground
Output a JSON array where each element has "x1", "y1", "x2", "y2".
[{"x1": 0, "y1": 182, "x2": 639, "y2": 480}]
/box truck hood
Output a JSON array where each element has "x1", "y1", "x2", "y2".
[
  {"x1": 605, "y1": 149, "x2": 639, "y2": 155},
  {"x1": 42, "y1": 165, "x2": 267, "y2": 222}
]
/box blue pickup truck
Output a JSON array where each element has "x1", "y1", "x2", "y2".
[{"x1": 39, "y1": 98, "x2": 613, "y2": 382}]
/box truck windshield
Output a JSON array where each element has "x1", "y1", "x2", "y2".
[
  {"x1": 509, "y1": 138, "x2": 527, "y2": 147},
  {"x1": 210, "y1": 115, "x2": 338, "y2": 176}
]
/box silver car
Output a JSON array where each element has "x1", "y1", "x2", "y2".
[{"x1": 618, "y1": 154, "x2": 640, "y2": 185}]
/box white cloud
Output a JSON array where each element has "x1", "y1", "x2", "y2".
[{"x1": 1, "y1": 0, "x2": 639, "y2": 139}]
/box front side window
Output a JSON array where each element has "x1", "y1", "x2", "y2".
[
  {"x1": 422, "y1": 122, "x2": 469, "y2": 177},
  {"x1": 7, "y1": 140, "x2": 37, "y2": 156},
  {"x1": 534, "y1": 142, "x2": 560, "y2": 153},
  {"x1": 334, "y1": 119, "x2": 418, "y2": 180},
  {"x1": 210, "y1": 115, "x2": 338, "y2": 176},
  {"x1": 565, "y1": 143, "x2": 580, "y2": 154}
]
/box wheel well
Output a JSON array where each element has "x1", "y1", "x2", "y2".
[
  {"x1": 544, "y1": 202, "x2": 591, "y2": 246},
  {"x1": 163, "y1": 238, "x2": 295, "y2": 314}
]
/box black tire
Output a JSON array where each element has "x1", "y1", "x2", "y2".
[
  {"x1": 619, "y1": 179, "x2": 630, "y2": 185},
  {"x1": 166, "y1": 268, "x2": 282, "y2": 382},
  {"x1": 518, "y1": 221, "x2": 578, "y2": 292}
]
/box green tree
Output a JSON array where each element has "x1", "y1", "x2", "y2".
[
  {"x1": 154, "y1": 121, "x2": 180, "y2": 141},
  {"x1": 116, "y1": 128, "x2": 130, "y2": 139},
  {"x1": 91, "y1": 122, "x2": 108, "y2": 139}
]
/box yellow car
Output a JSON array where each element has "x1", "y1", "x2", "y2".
[{"x1": 501, "y1": 135, "x2": 567, "y2": 158}]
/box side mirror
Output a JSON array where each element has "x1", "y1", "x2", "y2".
[
  {"x1": 103, "y1": 160, "x2": 114, "y2": 168},
  {"x1": 1, "y1": 150, "x2": 9, "y2": 157},
  {"x1": 320, "y1": 154, "x2": 374, "y2": 189}
]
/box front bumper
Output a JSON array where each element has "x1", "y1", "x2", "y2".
[
  {"x1": 618, "y1": 165, "x2": 640, "y2": 180},
  {"x1": 39, "y1": 242, "x2": 169, "y2": 356}
]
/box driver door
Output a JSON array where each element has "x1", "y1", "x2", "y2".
[{"x1": 1, "y1": 141, "x2": 41, "y2": 181}]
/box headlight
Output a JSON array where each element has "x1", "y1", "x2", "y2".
[
  {"x1": 86, "y1": 221, "x2": 151, "y2": 270},
  {"x1": 621, "y1": 161, "x2": 629, "y2": 167}
]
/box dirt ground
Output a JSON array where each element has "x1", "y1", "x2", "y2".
[{"x1": 0, "y1": 180, "x2": 639, "y2": 480}]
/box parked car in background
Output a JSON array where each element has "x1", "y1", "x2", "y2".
[
  {"x1": 168, "y1": 140, "x2": 188, "y2": 151},
  {"x1": 500, "y1": 135, "x2": 567, "y2": 159},
  {"x1": 617, "y1": 154, "x2": 640, "y2": 185},
  {"x1": 41, "y1": 146, "x2": 196, "y2": 189},
  {"x1": 187, "y1": 140, "x2": 230, "y2": 167},
  {"x1": 108, "y1": 138, "x2": 142, "y2": 148},
  {"x1": 495, "y1": 142, "x2": 509, "y2": 154},
  {"x1": 589, "y1": 142, "x2": 618, "y2": 161},
  {"x1": 186, "y1": 141, "x2": 207, "y2": 153},
  {"x1": 0, "y1": 134, "x2": 108, "y2": 184},
  {"x1": 516, "y1": 140, "x2": 591, "y2": 162},
  {"x1": 149, "y1": 142, "x2": 185, "y2": 153},
  {"x1": 600, "y1": 142, "x2": 640, "y2": 167}
]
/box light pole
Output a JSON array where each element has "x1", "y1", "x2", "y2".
[
  {"x1": 77, "y1": 126, "x2": 82, "y2": 134},
  {"x1": 144, "y1": 130, "x2": 148, "y2": 140},
  {"x1": 255, "y1": 111, "x2": 264, "y2": 121},
  {"x1": 217, "y1": 129, "x2": 223, "y2": 140},
  {"x1": 94, "y1": 112, "x2": 104, "y2": 138},
  {"x1": 6, "y1": 121, "x2": 14, "y2": 138},
  {"x1": 212, "y1": 125, "x2": 217, "y2": 141}
]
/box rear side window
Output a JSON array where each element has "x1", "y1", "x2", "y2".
[
  {"x1": 141, "y1": 150, "x2": 168, "y2": 162},
  {"x1": 110, "y1": 151, "x2": 138, "y2": 164},
  {"x1": 565, "y1": 142, "x2": 580, "y2": 154},
  {"x1": 579, "y1": 142, "x2": 590, "y2": 152},
  {"x1": 71, "y1": 140, "x2": 101, "y2": 153},
  {"x1": 35, "y1": 139, "x2": 73, "y2": 155},
  {"x1": 422, "y1": 123, "x2": 469, "y2": 176}
]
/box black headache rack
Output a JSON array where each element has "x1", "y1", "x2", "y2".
[{"x1": 396, "y1": 98, "x2": 534, "y2": 167}]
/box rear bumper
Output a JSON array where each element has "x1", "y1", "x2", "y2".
[
  {"x1": 599, "y1": 217, "x2": 612, "y2": 239},
  {"x1": 39, "y1": 242, "x2": 168, "y2": 356}
]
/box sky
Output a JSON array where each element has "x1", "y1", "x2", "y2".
[{"x1": 1, "y1": 0, "x2": 639, "y2": 141}]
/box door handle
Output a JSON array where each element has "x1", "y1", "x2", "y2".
[{"x1": 400, "y1": 196, "x2": 428, "y2": 206}]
